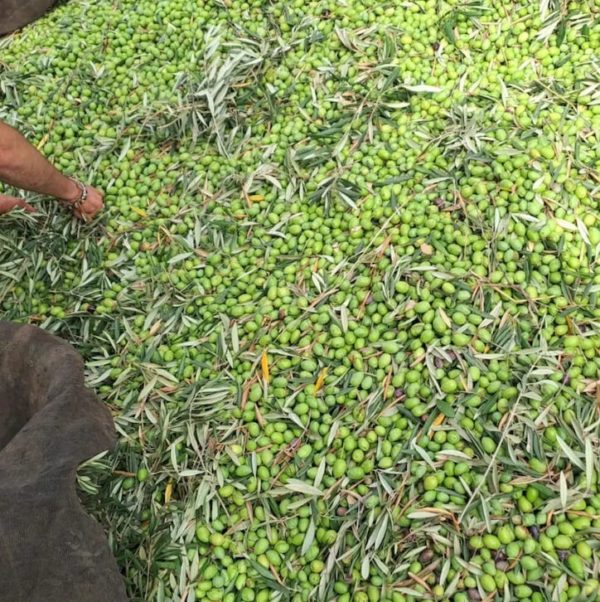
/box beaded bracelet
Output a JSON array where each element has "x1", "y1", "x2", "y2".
[{"x1": 65, "y1": 178, "x2": 88, "y2": 212}]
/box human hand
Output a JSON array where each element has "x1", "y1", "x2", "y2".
[
  {"x1": 61, "y1": 183, "x2": 104, "y2": 222},
  {"x1": 0, "y1": 194, "x2": 35, "y2": 215},
  {"x1": 72, "y1": 185, "x2": 104, "y2": 222}
]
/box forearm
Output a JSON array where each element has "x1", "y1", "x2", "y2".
[{"x1": 0, "y1": 121, "x2": 79, "y2": 201}]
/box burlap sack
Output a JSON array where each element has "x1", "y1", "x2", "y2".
[
  {"x1": 0, "y1": 0, "x2": 58, "y2": 35},
  {"x1": 0, "y1": 321, "x2": 127, "y2": 601}
]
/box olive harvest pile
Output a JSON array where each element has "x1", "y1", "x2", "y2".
[{"x1": 1, "y1": 0, "x2": 600, "y2": 600}]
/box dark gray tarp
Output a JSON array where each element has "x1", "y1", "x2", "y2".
[
  {"x1": 0, "y1": 321, "x2": 128, "y2": 602},
  {"x1": 0, "y1": 0, "x2": 58, "y2": 35}
]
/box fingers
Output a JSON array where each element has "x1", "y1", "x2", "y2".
[
  {"x1": 18, "y1": 199, "x2": 36, "y2": 213},
  {"x1": 0, "y1": 195, "x2": 37, "y2": 215}
]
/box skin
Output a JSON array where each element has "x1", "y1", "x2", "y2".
[{"x1": 0, "y1": 120, "x2": 103, "y2": 222}]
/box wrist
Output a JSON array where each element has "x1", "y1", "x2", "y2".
[
  {"x1": 58, "y1": 177, "x2": 82, "y2": 204},
  {"x1": 60, "y1": 178, "x2": 88, "y2": 214}
]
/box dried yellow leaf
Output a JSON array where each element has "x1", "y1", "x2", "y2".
[
  {"x1": 261, "y1": 350, "x2": 270, "y2": 384},
  {"x1": 315, "y1": 368, "x2": 328, "y2": 392}
]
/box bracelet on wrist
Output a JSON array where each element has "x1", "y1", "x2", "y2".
[{"x1": 63, "y1": 178, "x2": 88, "y2": 212}]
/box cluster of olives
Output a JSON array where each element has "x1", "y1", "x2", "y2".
[{"x1": 1, "y1": 0, "x2": 599, "y2": 600}]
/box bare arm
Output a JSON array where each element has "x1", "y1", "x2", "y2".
[
  {"x1": 0, "y1": 120, "x2": 103, "y2": 221},
  {"x1": 0, "y1": 121, "x2": 81, "y2": 200}
]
